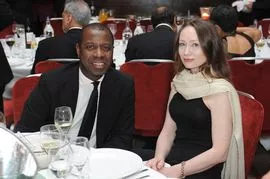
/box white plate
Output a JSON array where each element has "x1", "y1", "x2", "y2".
[{"x1": 89, "y1": 148, "x2": 143, "y2": 179}]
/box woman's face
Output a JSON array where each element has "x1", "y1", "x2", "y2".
[{"x1": 178, "y1": 26, "x2": 207, "y2": 74}]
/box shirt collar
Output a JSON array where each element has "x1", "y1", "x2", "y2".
[
  {"x1": 79, "y1": 68, "x2": 104, "y2": 85},
  {"x1": 155, "y1": 23, "x2": 173, "y2": 30}
]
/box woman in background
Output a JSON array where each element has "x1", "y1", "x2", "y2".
[
  {"x1": 210, "y1": 5, "x2": 261, "y2": 63},
  {"x1": 146, "y1": 18, "x2": 244, "y2": 178}
]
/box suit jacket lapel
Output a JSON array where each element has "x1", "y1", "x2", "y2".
[
  {"x1": 58, "y1": 64, "x2": 79, "y2": 115},
  {"x1": 96, "y1": 68, "x2": 117, "y2": 146}
]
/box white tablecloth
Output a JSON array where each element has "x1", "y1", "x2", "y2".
[{"x1": 36, "y1": 165, "x2": 167, "y2": 179}]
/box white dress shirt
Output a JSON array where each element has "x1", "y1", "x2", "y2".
[{"x1": 68, "y1": 68, "x2": 104, "y2": 148}]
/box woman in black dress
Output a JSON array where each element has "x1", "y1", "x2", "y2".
[{"x1": 146, "y1": 18, "x2": 245, "y2": 179}]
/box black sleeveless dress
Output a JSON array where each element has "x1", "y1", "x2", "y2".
[
  {"x1": 166, "y1": 92, "x2": 223, "y2": 179},
  {"x1": 224, "y1": 31, "x2": 255, "y2": 64}
]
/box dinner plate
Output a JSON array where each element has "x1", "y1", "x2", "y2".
[{"x1": 89, "y1": 148, "x2": 143, "y2": 179}]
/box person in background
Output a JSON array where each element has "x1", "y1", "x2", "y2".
[
  {"x1": 14, "y1": 23, "x2": 135, "y2": 150},
  {"x1": 144, "y1": 18, "x2": 244, "y2": 178},
  {"x1": 210, "y1": 5, "x2": 261, "y2": 63},
  {"x1": 0, "y1": 43, "x2": 13, "y2": 113},
  {"x1": 31, "y1": 0, "x2": 91, "y2": 74},
  {"x1": 125, "y1": 4, "x2": 175, "y2": 64}
]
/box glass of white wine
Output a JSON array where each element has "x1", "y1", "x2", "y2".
[
  {"x1": 255, "y1": 38, "x2": 265, "y2": 57},
  {"x1": 54, "y1": 106, "x2": 73, "y2": 140},
  {"x1": 40, "y1": 124, "x2": 71, "y2": 178}
]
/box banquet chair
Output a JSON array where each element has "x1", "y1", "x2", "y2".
[
  {"x1": 12, "y1": 75, "x2": 40, "y2": 124},
  {"x1": 120, "y1": 60, "x2": 174, "y2": 136},
  {"x1": 35, "y1": 60, "x2": 64, "y2": 73},
  {"x1": 258, "y1": 18, "x2": 270, "y2": 38},
  {"x1": 103, "y1": 19, "x2": 126, "y2": 40},
  {"x1": 228, "y1": 59, "x2": 270, "y2": 135},
  {"x1": 238, "y1": 91, "x2": 264, "y2": 178},
  {"x1": 50, "y1": 17, "x2": 64, "y2": 37},
  {"x1": 0, "y1": 24, "x2": 12, "y2": 38},
  {"x1": 3, "y1": 99, "x2": 13, "y2": 127}
]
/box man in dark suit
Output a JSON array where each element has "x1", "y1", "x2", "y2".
[
  {"x1": 0, "y1": 43, "x2": 13, "y2": 113},
  {"x1": 14, "y1": 23, "x2": 135, "y2": 150},
  {"x1": 125, "y1": 5, "x2": 175, "y2": 63},
  {"x1": 31, "y1": 0, "x2": 91, "y2": 74}
]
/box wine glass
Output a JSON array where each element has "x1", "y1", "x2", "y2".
[
  {"x1": 54, "y1": 106, "x2": 73, "y2": 140},
  {"x1": 5, "y1": 35, "x2": 15, "y2": 57},
  {"x1": 266, "y1": 35, "x2": 270, "y2": 48},
  {"x1": 70, "y1": 136, "x2": 89, "y2": 179},
  {"x1": 255, "y1": 38, "x2": 265, "y2": 57},
  {"x1": 107, "y1": 23, "x2": 117, "y2": 39},
  {"x1": 40, "y1": 124, "x2": 71, "y2": 178}
]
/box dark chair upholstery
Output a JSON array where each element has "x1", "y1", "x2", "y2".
[
  {"x1": 258, "y1": 19, "x2": 270, "y2": 38},
  {"x1": 228, "y1": 60, "x2": 270, "y2": 134},
  {"x1": 12, "y1": 76, "x2": 40, "y2": 124},
  {"x1": 35, "y1": 60, "x2": 63, "y2": 74},
  {"x1": 238, "y1": 92, "x2": 264, "y2": 178},
  {"x1": 120, "y1": 61, "x2": 174, "y2": 136}
]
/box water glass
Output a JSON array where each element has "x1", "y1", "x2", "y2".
[{"x1": 70, "y1": 137, "x2": 89, "y2": 179}]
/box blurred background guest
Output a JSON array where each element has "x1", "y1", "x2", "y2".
[
  {"x1": 125, "y1": 4, "x2": 175, "y2": 64},
  {"x1": 0, "y1": 43, "x2": 13, "y2": 113},
  {"x1": 210, "y1": 5, "x2": 261, "y2": 62},
  {"x1": 31, "y1": 0, "x2": 91, "y2": 74},
  {"x1": 232, "y1": 0, "x2": 270, "y2": 26}
]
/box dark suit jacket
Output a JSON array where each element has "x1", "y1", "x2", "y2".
[
  {"x1": 0, "y1": 43, "x2": 13, "y2": 112},
  {"x1": 31, "y1": 28, "x2": 81, "y2": 74},
  {"x1": 14, "y1": 62, "x2": 135, "y2": 150},
  {"x1": 125, "y1": 25, "x2": 175, "y2": 62}
]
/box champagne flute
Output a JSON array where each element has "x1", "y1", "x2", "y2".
[
  {"x1": 255, "y1": 38, "x2": 265, "y2": 57},
  {"x1": 70, "y1": 137, "x2": 89, "y2": 179},
  {"x1": 54, "y1": 106, "x2": 73, "y2": 140},
  {"x1": 5, "y1": 35, "x2": 15, "y2": 57}
]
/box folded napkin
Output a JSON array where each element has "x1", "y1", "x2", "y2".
[{"x1": 232, "y1": 0, "x2": 255, "y2": 12}]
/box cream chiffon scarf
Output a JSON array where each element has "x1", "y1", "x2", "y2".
[{"x1": 172, "y1": 70, "x2": 245, "y2": 179}]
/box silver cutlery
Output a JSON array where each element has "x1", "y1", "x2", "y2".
[{"x1": 121, "y1": 168, "x2": 148, "y2": 179}]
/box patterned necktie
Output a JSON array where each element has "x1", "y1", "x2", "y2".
[{"x1": 78, "y1": 81, "x2": 99, "y2": 139}]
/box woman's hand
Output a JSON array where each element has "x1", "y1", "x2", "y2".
[
  {"x1": 146, "y1": 157, "x2": 165, "y2": 171},
  {"x1": 159, "y1": 165, "x2": 181, "y2": 178}
]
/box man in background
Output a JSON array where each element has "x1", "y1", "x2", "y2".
[
  {"x1": 125, "y1": 5, "x2": 175, "y2": 64},
  {"x1": 31, "y1": 0, "x2": 91, "y2": 74}
]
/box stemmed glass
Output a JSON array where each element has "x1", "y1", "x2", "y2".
[
  {"x1": 107, "y1": 23, "x2": 117, "y2": 39},
  {"x1": 54, "y1": 106, "x2": 73, "y2": 140},
  {"x1": 70, "y1": 137, "x2": 89, "y2": 179},
  {"x1": 40, "y1": 124, "x2": 71, "y2": 178},
  {"x1": 5, "y1": 35, "x2": 15, "y2": 57},
  {"x1": 255, "y1": 38, "x2": 265, "y2": 57}
]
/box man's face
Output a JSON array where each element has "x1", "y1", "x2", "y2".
[{"x1": 76, "y1": 28, "x2": 113, "y2": 81}]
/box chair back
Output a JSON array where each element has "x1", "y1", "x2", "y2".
[
  {"x1": 35, "y1": 61, "x2": 63, "y2": 73},
  {"x1": 238, "y1": 92, "x2": 264, "y2": 177},
  {"x1": 120, "y1": 61, "x2": 174, "y2": 136},
  {"x1": 228, "y1": 60, "x2": 270, "y2": 134},
  {"x1": 258, "y1": 19, "x2": 270, "y2": 38},
  {"x1": 0, "y1": 24, "x2": 12, "y2": 38},
  {"x1": 50, "y1": 17, "x2": 64, "y2": 37},
  {"x1": 12, "y1": 76, "x2": 40, "y2": 124}
]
